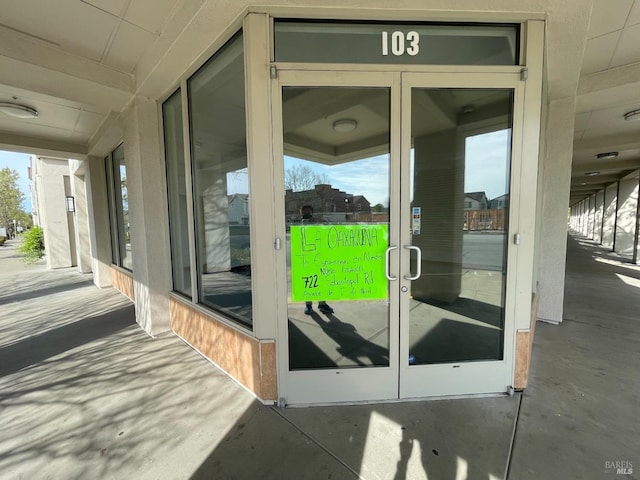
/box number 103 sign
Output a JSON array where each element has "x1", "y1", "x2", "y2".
[{"x1": 381, "y1": 31, "x2": 420, "y2": 56}]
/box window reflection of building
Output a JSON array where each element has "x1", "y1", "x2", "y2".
[
  {"x1": 285, "y1": 183, "x2": 374, "y2": 223},
  {"x1": 228, "y1": 194, "x2": 249, "y2": 225},
  {"x1": 463, "y1": 191, "x2": 509, "y2": 231}
]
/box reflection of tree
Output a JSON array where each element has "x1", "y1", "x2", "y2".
[
  {"x1": 227, "y1": 168, "x2": 248, "y2": 185},
  {"x1": 284, "y1": 165, "x2": 329, "y2": 192},
  {"x1": 0, "y1": 167, "x2": 25, "y2": 236},
  {"x1": 120, "y1": 177, "x2": 128, "y2": 209}
]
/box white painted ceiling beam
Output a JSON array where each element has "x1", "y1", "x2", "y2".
[
  {"x1": 574, "y1": 132, "x2": 640, "y2": 152},
  {"x1": 0, "y1": 25, "x2": 134, "y2": 93},
  {"x1": 578, "y1": 62, "x2": 640, "y2": 96},
  {"x1": 0, "y1": 132, "x2": 87, "y2": 160},
  {"x1": 0, "y1": 55, "x2": 132, "y2": 113}
]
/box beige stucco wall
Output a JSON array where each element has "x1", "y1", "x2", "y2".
[
  {"x1": 602, "y1": 183, "x2": 618, "y2": 249},
  {"x1": 35, "y1": 157, "x2": 76, "y2": 270},
  {"x1": 123, "y1": 96, "x2": 172, "y2": 336},
  {"x1": 615, "y1": 172, "x2": 639, "y2": 260},
  {"x1": 537, "y1": 97, "x2": 576, "y2": 324}
]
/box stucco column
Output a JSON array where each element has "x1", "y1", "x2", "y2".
[
  {"x1": 198, "y1": 170, "x2": 231, "y2": 273},
  {"x1": 537, "y1": 97, "x2": 576, "y2": 324},
  {"x1": 124, "y1": 95, "x2": 172, "y2": 335},
  {"x1": 602, "y1": 183, "x2": 617, "y2": 249},
  {"x1": 69, "y1": 160, "x2": 92, "y2": 273},
  {"x1": 410, "y1": 129, "x2": 464, "y2": 303},
  {"x1": 615, "y1": 171, "x2": 639, "y2": 261},
  {"x1": 85, "y1": 155, "x2": 113, "y2": 288},
  {"x1": 36, "y1": 157, "x2": 75, "y2": 269},
  {"x1": 594, "y1": 190, "x2": 604, "y2": 244}
]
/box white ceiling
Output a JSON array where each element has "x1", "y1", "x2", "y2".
[
  {"x1": 0, "y1": 0, "x2": 177, "y2": 157},
  {"x1": 0, "y1": 0, "x2": 638, "y2": 207},
  {"x1": 571, "y1": 0, "x2": 640, "y2": 204}
]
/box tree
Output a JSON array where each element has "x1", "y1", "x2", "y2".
[
  {"x1": 284, "y1": 165, "x2": 329, "y2": 192},
  {"x1": 0, "y1": 167, "x2": 25, "y2": 237},
  {"x1": 15, "y1": 209, "x2": 32, "y2": 230}
]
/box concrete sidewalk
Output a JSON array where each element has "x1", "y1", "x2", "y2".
[
  {"x1": 1, "y1": 235, "x2": 638, "y2": 479},
  {"x1": 508, "y1": 235, "x2": 640, "y2": 479}
]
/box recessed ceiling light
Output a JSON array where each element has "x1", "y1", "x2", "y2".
[
  {"x1": 623, "y1": 109, "x2": 640, "y2": 122},
  {"x1": 585, "y1": 171, "x2": 600, "y2": 176},
  {"x1": 596, "y1": 152, "x2": 618, "y2": 159},
  {"x1": 333, "y1": 119, "x2": 357, "y2": 133},
  {"x1": 0, "y1": 102, "x2": 39, "y2": 119}
]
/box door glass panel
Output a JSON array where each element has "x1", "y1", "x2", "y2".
[
  {"x1": 282, "y1": 86, "x2": 391, "y2": 370},
  {"x1": 408, "y1": 88, "x2": 513, "y2": 365}
]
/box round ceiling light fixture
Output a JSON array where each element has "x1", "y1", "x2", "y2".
[
  {"x1": 0, "y1": 101, "x2": 39, "y2": 119},
  {"x1": 333, "y1": 119, "x2": 357, "y2": 133},
  {"x1": 585, "y1": 171, "x2": 600, "y2": 176},
  {"x1": 596, "y1": 152, "x2": 618, "y2": 159},
  {"x1": 623, "y1": 109, "x2": 640, "y2": 122}
]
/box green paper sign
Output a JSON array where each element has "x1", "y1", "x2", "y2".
[{"x1": 290, "y1": 224, "x2": 389, "y2": 302}]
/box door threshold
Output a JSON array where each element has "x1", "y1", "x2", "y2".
[{"x1": 280, "y1": 391, "x2": 512, "y2": 408}]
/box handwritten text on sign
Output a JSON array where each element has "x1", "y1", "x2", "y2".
[{"x1": 290, "y1": 224, "x2": 389, "y2": 302}]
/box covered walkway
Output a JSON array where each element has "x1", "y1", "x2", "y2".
[{"x1": 0, "y1": 235, "x2": 638, "y2": 479}]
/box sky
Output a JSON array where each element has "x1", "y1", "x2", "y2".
[{"x1": 0, "y1": 150, "x2": 32, "y2": 212}]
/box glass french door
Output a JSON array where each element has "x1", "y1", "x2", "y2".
[
  {"x1": 274, "y1": 70, "x2": 520, "y2": 405},
  {"x1": 399, "y1": 73, "x2": 518, "y2": 398}
]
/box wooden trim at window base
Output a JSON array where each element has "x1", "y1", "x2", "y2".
[
  {"x1": 514, "y1": 292, "x2": 539, "y2": 390},
  {"x1": 111, "y1": 266, "x2": 134, "y2": 301},
  {"x1": 169, "y1": 296, "x2": 277, "y2": 401}
]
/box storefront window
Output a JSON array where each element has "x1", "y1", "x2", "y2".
[
  {"x1": 163, "y1": 90, "x2": 192, "y2": 298},
  {"x1": 187, "y1": 32, "x2": 253, "y2": 328},
  {"x1": 105, "y1": 144, "x2": 132, "y2": 271}
]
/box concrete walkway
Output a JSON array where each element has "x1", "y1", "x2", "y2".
[
  {"x1": 508, "y1": 234, "x2": 640, "y2": 479},
  {"x1": 0, "y1": 235, "x2": 638, "y2": 479}
]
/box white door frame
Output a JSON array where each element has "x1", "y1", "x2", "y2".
[
  {"x1": 272, "y1": 68, "x2": 525, "y2": 405},
  {"x1": 398, "y1": 72, "x2": 524, "y2": 398},
  {"x1": 272, "y1": 70, "x2": 402, "y2": 405}
]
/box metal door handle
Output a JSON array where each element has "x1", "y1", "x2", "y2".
[
  {"x1": 385, "y1": 246, "x2": 398, "y2": 281},
  {"x1": 403, "y1": 245, "x2": 422, "y2": 281}
]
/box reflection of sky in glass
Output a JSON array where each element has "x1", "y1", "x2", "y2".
[
  {"x1": 227, "y1": 129, "x2": 510, "y2": 204},
  {"x1": 227, "y1": 168, "x2": 249, "y2": 195},
  {"x1": 464, "y1": 129, "x2": 510, "y2": 200},
  {"x1": 284, "y1": 155, "x2": 390, "y2": 206}
]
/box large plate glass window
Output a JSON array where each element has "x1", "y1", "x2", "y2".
[
  {"x1": 105, "y1": 144, "x2": 132, "y2": 271},
  {"x1": 163, "y1": 89, "x2": 192, "y2": 298},
  {"x1": 187, "y1": 31, "x2": 253, "y2": 328}
]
